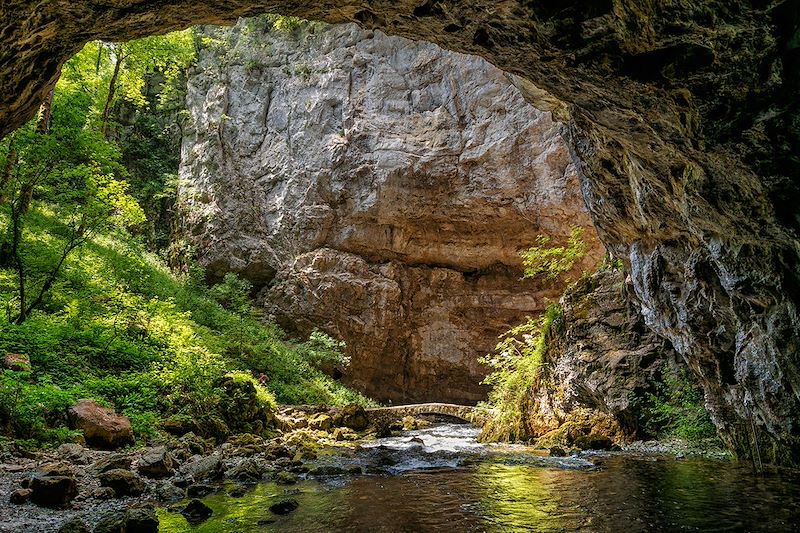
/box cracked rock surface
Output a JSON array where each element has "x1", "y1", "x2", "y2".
[{"x1": 179, "y1": 21, "x2": 601, "y2": 403}]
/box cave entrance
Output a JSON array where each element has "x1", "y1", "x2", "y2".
[{"x1": 177, "y1": 18, "x2": 603, "y2": 405}]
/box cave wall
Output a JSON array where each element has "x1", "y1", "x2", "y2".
[
  {"x1": 525, "y1": 268, "x2": 675, "y2": 440},
  {"x1": 179, "y1": 20, "x2": 602, "y2": 403},
  {"x1": 2, "y1": 0, "x2": 799, "y2": 461}
]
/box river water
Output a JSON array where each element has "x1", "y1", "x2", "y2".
[{"x1": 158, "y1": 424, "x2": 800, "y2": 532}]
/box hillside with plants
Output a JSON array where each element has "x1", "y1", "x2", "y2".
[{"x1": 0, "y1": 29, "x2": 372, "y2": 450}]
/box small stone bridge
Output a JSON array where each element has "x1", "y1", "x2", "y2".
[{"x1": 365, "y1": 403, "x2": 485, "y2": 427}]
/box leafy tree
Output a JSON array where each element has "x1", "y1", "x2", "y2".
[
  {"x1": 520, "y1": 226, "x2": 587, "y2": 281},
  {"x1": 92, "y1": 32, "x2": 195, "y2": 137},
  {"x1": 0, "y1": 62, "x2": 145, "y2": 324}
]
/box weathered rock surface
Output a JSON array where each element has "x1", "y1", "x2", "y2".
[
  {"x1": 68, "y1": 400, "x2": 134, "y2": 450},
  {"x1": 58, "y1": 519, "x2": 90, "y2": 533},
  {"x1": 98, "y1": 469, "x2": 145, "y2": 497},
  {"x1": 181, "y1": 499, "x2": 213, "y2": 525},
  {"x1": 137, "y1": 447, "x2": 175, "y2": 478},
  {"x1": 180, "y1": 21, "x2": 602, "y2": 403},
  {"x1": 2, "y1": 353, "x2": 30, "y2": 372},
  {"x1": 30, "y1": 475, "x2": 78, "y2": 508},
  {"x1": 9, "y1": 488, "x2": 32, "y2": 505},
  {"x1": 2, "y1": 1, "x2": 799, "y2": 462},
  {"x1": 519, "y1": 269, "x2": 673, "y2": 440},
  {"x1": 124, "y1": 507, "x2": 159, "y2": 532}
]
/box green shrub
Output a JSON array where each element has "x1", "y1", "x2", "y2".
[
  {"x1": 479, "y1": 303, "x2": 563, "y2": 442},
  {"x1": 632, "y1": 363, "x2": 717, "y2": 441},
  {"x1": 208, "y1": 272, "x2": 252, "y2": 316},
  {"x1": 0, "y1": 209, "x2": 376, "y2": 446},
  {"x1": 295, "y1": 329, "x2": 350, "y2": 372},
  {"x1": 0, "y1": 371, "x2": 81, "y2": 446},
  {"x1": 520, "y1": 226, "x2": 587, "y2": 281},
  {"x1": 224, "y1": 371, "x2": 276, "y2": 410},
  {"x1": 480, "y1": 227, "x2": 587, "y2": 442}
]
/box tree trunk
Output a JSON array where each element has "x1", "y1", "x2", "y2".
[
  {"x1": 10, "y1": 203, "x2": 26, "y2": 324},
  {"x1": 101, "y1": 46, "x2": 123, "y2": 137},
  {"x1": 0, "y1": 133, "x2": 17, "y2": 205}
]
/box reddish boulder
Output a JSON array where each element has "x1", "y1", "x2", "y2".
[
  {"x1": 3, "y1": 353, "x2": 30, "y2": 371},
  {"x1": 68, "y1": 399, "x2": 134, "y2": 449}
]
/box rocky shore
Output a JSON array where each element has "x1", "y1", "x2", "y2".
[
  {"x1": 0, "y1": 404, "x2": 426, "y2": 533},
  {"x1": 2, "y1": 398, "x2": 736, "y2": 533}
]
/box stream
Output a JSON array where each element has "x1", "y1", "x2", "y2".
[{"x1": 157, "y1": 424, "x2": 800, "y2": 532}]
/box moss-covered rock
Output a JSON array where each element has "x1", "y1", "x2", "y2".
[
  {"x1": 533, "y1": 409, "x2": 625, "y2": 451},
  {"x1": 332, "y1": 404, "x2": 369, "y2": 431},
  {"x1": 216, "y1": 372, "x2": 276, "y2": 436},
  {"x1": 308, "y1": 413, "x2": 333, "y2": 431}
]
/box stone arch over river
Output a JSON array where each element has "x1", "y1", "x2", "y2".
[{"x1": 2, "y1": 1, "x2": 798, "y2": 463}]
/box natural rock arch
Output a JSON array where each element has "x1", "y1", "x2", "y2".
[{"x1": 2, "y1": 1, "x2": 798, "y2": 462}]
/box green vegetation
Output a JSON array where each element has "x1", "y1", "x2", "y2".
[
  {"x1": 632, "y1": 363, "x2": 717, "y2": 441},
  {"x1": 479, "y1": 304, "x2": 564, "y2": 442},
  {"x1": 198, "y1": 14, "x2": 325, "y2": 72},
  {"x1": 520, "y1": 226, "x2": 587, "y2": 281},
  {"x1": 478, "y1": 227, "x2": 588, "y2": 442},
  {"x1": 0, "y1": 209, "x2": 373, "y2": 447},
  {"x1": 0, "y1": 30, "x2": 373, "y2": 449}
]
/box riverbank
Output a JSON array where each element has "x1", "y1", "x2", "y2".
[{"x1": 1, "y1": 406, "x2": 747, "y2": 533}]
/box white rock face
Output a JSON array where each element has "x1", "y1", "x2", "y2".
[{"x1": 180, "y1": 19, "x2": 602, "y2": 403}]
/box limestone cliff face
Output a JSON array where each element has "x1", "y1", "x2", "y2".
[{"x1": 179, "y1": 20, "x2": 602, "y2": 403}]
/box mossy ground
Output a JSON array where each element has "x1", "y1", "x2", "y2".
[{"x1": 0, "y1": 207, "x2": 374, "y2": 448}]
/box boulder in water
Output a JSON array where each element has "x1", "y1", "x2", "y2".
[
  {"x1": 30, "y1": 475, "x2": 77, "y2": 508},
  {"x1": 181, "y1": 499, "x2": 213, "y2": 525},
  {"x1": 9, "y1": 488, "x2": 32, "y2": 504},
  {"x1": 98, "y1": 468, "x2": 144, "y2": 497},
  {"x1": 93, "y1": 511, "x2": 126, "y2": 533},
  {"x1": 138, "y1": 446, "x2": 175, "y2": 478},
  {"x1": 125, "y1": 506, "x2": 159, "y2": 532},
  {"x1": 57, "y1": 519, "x2": 90, "y2": 533}
]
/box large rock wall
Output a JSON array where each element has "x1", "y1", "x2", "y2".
[
  {"x1": 3, "y1": 0, "x2": 799, "y2": 462},
  {"x1": 524, "y1": 269, "x2": 673, "y2": 439},
  {"x1": 179, "y1": 20, "x2": 602, "y2": 404}
]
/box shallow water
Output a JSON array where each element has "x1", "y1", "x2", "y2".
[{"x1": 159, "y1": 424, "x2": 800, "y2": 532}]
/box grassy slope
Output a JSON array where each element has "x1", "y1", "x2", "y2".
[{"x1": 0, "y1": 207, "x2": 374, "y2": 447}]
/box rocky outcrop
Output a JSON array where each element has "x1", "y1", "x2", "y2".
[
  {"x1": 179, "y1": 20, "x2": 602, "y2": 403},
  {"x1": 98, "y1": 468, "x2": 145, "y2": 497},
  {"x1": 137, "y1": 447, "x2": 176, "y2": 478},
  {"x1": 2, "y1": 1, "x2": 799, "y2": 462},
  {"x1": 521, "y1": 269, "x2": 673, "y2": 440},
  {"x1": 68, "y1": 400, "x2": 134, "y2": 450},
  {"x1": 29, "y1": 474, "x2": 78, "y2": 508},
  {"x1": 2, "y1": 353, "x2": 30, "y2": 372}
]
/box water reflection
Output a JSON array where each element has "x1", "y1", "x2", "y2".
[{"x1": 159, "y1": 427, "x2": 800, "y2": 532}]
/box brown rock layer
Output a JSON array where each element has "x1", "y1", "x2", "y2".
[{"x1": 181, "y1": 22, "x2": 602, "y2": 403}]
